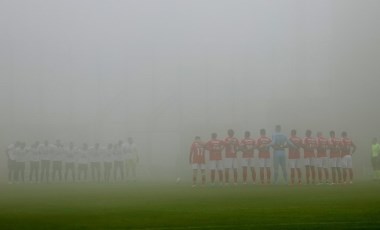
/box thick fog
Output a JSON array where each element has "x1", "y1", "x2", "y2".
[{"x1": 0, "y1": 0, "x2": 379, "y2": 181}]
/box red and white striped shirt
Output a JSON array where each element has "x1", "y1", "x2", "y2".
[
  {"x1": 257, "y1": 136, "x2": 272, "y2": 159},
  {"x1": 288, "y1": 135, "x2": 302, "y2": 159},
  {"x1": 240, "y1": 138, "x2": 255, "y2": 158},
  {"x1": 189, "y1": 141, "x2": 205, "y2": 164},
  {"x1": 224, "y1": 137, "x2": 239, "y2": 158},
  {"x1": 205, "y1": 139, "x2": 224, "y2": 161}
]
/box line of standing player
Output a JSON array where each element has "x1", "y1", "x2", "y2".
[
  {"x1": 189, "y1": 128, "x2": 356, "y2": 187},
  {"x1": 5, "y1": 138, "x2": 139, "y2": 184}
]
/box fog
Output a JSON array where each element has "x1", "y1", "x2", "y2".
[{"x1": 0, "y1": 0, "x2": 379, "y2": 181}]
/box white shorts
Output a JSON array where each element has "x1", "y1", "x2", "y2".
[
  {"x1": 330, "y1": 157, "x2": 340, "y2": 168},
  {"x1": 304, "y1": 157, "x2": 316, "y2": 166},
  {"x1": 340, "y1": 155, "x2": 352, "y2": 169},
  {"x1": 259, "y1": 158, "x2": 271, "y2": 168},
  {"x1": 209, "y1": 160, "x2": 224, "y2": 170},
  {"x1": 192, "y1": 163, "x2": 206, "y2": 170},
  {"x1": 315, "y1": 157, "x2": 329, "y2": 168},
  {"x1": 223, "y1": 158, "x2": 238, "y2": 169},
  {"x1": 241, "y1": 158, "x2": 254, "y2": 167},
  {"x1": 288, "y1": 159, "x2": 301, "y2": 169}
]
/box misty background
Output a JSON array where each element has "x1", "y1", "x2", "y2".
[{"x1": 0, "y1": 0, "x2": 379, "y2": 181}]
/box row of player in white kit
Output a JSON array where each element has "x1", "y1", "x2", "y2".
[{"x1": 6, "y1": 138, "x2": 139, "y2": 164}]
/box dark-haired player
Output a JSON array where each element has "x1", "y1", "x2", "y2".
[
  {"x1": 288, "y1": 129, "x2": 303, "y2": 185},
  {"x1": 205, "y1": 133, "x2": 224, "y2": 185},
  {"x1": 303, "y1": 130, "x2": 317, "y2": 184},
  {"x1": 240, "y1": 131, "x2": 256, "y2": 184},
  {"x1": 328, "y1": 131, "x2": 342, "y2": 184},
  {"x1": 224, "y1": 129, "x2": 239, "y2": 185},
  {"x1": 189, "y1": 136, "x2": 206, "y2": 187},
  {"x1": 257, "y1": 129, "x2": 272, "y2": 185},
  {"x1": 316, "y1": 132, "x2": 329, "y2": 184},
  {"x1": 341, "y1": 131, "x2": 356, "y2": 184}
]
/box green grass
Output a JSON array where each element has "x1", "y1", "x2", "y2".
[{"x1": 1, "y1": 181, "x2": 380, "y2": 229}]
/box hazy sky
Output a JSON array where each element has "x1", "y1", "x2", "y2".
[{"x1": 0, "y1": 0, "x2": 379, "y2": 178}]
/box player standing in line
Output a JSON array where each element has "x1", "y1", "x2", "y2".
[
  {"x1": 340, "y1": 131, "x2": 356, "y2": 184},
  {"x1": 371, "y1": 138, "x2": 380, "y2": 180},
  {"x1": 77, "y1": 143, "x2": 89, "y2": 182},
  {"x1": 14, "y1": 142, "x2": 27, "y2": 183},
  {"x1": 6, "y1": 141, "x2": 18, "y2": 184},
  {"x1": 271, "y1": 125, "x2": 296, "y2": 184},
  {"x1": 257, "y1": 129, "x2": 272, "y2": 185},
  {"x1": 123, "y1": 137, "x2": 139, "y2": 182},
  {"x1": 328, "y1": 131, "x2": 342, "y2": 184},
  {"x1": 90, "y1": 143, "x2": 102, "y2": 183},
  {"x1": 52, "y1": 140, "x2": 64, "y2": 182},
  {"x1": 240, "y1": 131, "x2": 256, "y2": 185},
  {"x1": 303, "y1": 130, "x2": 317, "y2": 184},
  {"x1": 205, "y1": 133, "x2": 225, "y2": 186},
  {"x1": 64, "y1": 142, "x2": 76, "y2": 183},
  {"x1": 39, "y1": 140, "x2": 52, "y2": 183},
  {"x1": 104, "y1": 143, "x2": 114, "y2": 183},
  {"x1": 189, "y1": 136, "x2": 206, "y2": 187},
  {"x1": 224, "y1": 129, "x2": 240, "y2": 185},
  {"x1": 316, "y1": 132, "x2": 329, "y2": 184},
  {"x1": 288, "y1": 130, "x2": 303, "y2": 185},
  {"x1": 29, "y1": 141, "x2": 40, "y2": 183},
  {"x1": 113, "y1": 140, "x2": 125, "y2": 182}
]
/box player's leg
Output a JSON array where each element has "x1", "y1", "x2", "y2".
[
  {"x1": 304, "y1": 158, "x2": 310, "y2": 184},
  {"x1": 310, "y1": 158, "x2": 316, "y2": 184},
  {"x1": 289, "y1": 159, "x2": 295, "y2": 185},
  {"x1": 209, "y1": 160, "x2": 215, "y2": 184},
  {"x1": 20, "y1": 162, "x2": 25, "y2": 183},
  {"x1": 279, "y1": 153, "x2": 287, "y2": 182},
  {"x1": 58, "y1": 161, "x2": 62, "y2": 182},
  {"x1": 224, "y1": 159, "x2": 230, "y2": 184},
  {"x1": 347, "y1": 156, "x2": 353, "y2": 183},
  {"x1": 217, "y1": 161, "x2": 223, "y2": 184},
  {"x1": 29, "y1": 162, "x2": 34, "y2": 182},
  {"x1": 296, "y1": 159, "x2": 302, "y2": 184},
  {"x1": 232, "y1": 159, "x2": 238, "y2": 184},
  {"x1": 192, "y1": 164, "x2": 197, "y2": 186},
  {"x1": 241, "y1": 158, "x2": 248, "y2": 184},
  {"x1": 201, "y1": 168, "x2": 206, "y2": 185},
  {"x1": 323, "y1": 157, "x2": 329, "y2": 183},
  {"x1": 341, "y1": 156, "x2": 347, "y2": 183},
  {"x1": 259, "y1": 158, "x2": 265, "y2": 184},
  {"x1": 273, "y1": 153, "x2": 279, "y2": 184}
]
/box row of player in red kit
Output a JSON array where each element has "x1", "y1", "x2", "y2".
[{"x1": 188, "y1": 129, "x2": 356, "y2": 186}]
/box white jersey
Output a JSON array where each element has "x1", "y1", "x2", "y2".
[
  {"x1": 77, "y1": 149, "x2": 89, "y2": 164},
  {"x1": 39, "y1": 144, "x2": 55, "y2": 161},
  {"x1": 89, "y1": 147, "x2": 102, "y2": 163},
  {"x1": 122, "y1": 143, "x2": 138, "y2": 160},
  {"x1": 14, "y1": 147, "x2": 28, "y2": 163},
  {"x1": 113, "y1": 145, "x2": 123, "y2": 161},
  {"x1": 103, "y1": 148, "x2": 114, "y2": 163},
  {"x1": 7, "y1": 144, "x2": 16, "y2": 161},
  {"x1": 30, "y1": 146, "x2": 40, "y2": 162},
  {"x1": 65, "y1": 147, "x2": 77, "y2": 163},
  {"x1": 53, "y1": 145, "x2": 65, "y2": 161}
]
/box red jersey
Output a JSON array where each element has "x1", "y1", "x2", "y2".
[
  {"x1": 205, "y1": 139, "x2": 224, "y2": 161},
  {"x1": 224, "y1": 137, "x2": 239, "y2": 158},
  {"x1": 288, "y1": 135, "x2": 302, "y2": 159},
  {"x1": 257, "y1": 136, "x2": 272, "y2": 159},
  {"x1": 303, "y1": 137, "x2": 316, "y2": 158},
  {"x1": 329, "y1": 137, "x2": 342, "y2": 158},
  {"x1": 189, "y1": 141, "x2": 205, "y2": 164},
  {"x1": 240, "y1": 138, "x2": 255, "y2": 158},
  {"x1": 341, "y1": 137, "x2": 354, "y2": 157},
  {"x1": 316, "y1": 136, "x2": 328, "y2": 158}
]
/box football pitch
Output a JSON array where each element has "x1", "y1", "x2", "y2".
[{"x1": 1, "y1": 181, "x2": 380, "y2": 229}]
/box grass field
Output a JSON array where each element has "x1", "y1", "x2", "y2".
[{"x1": 1, "y1": 181, "x2": 380, "y2": 229}]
